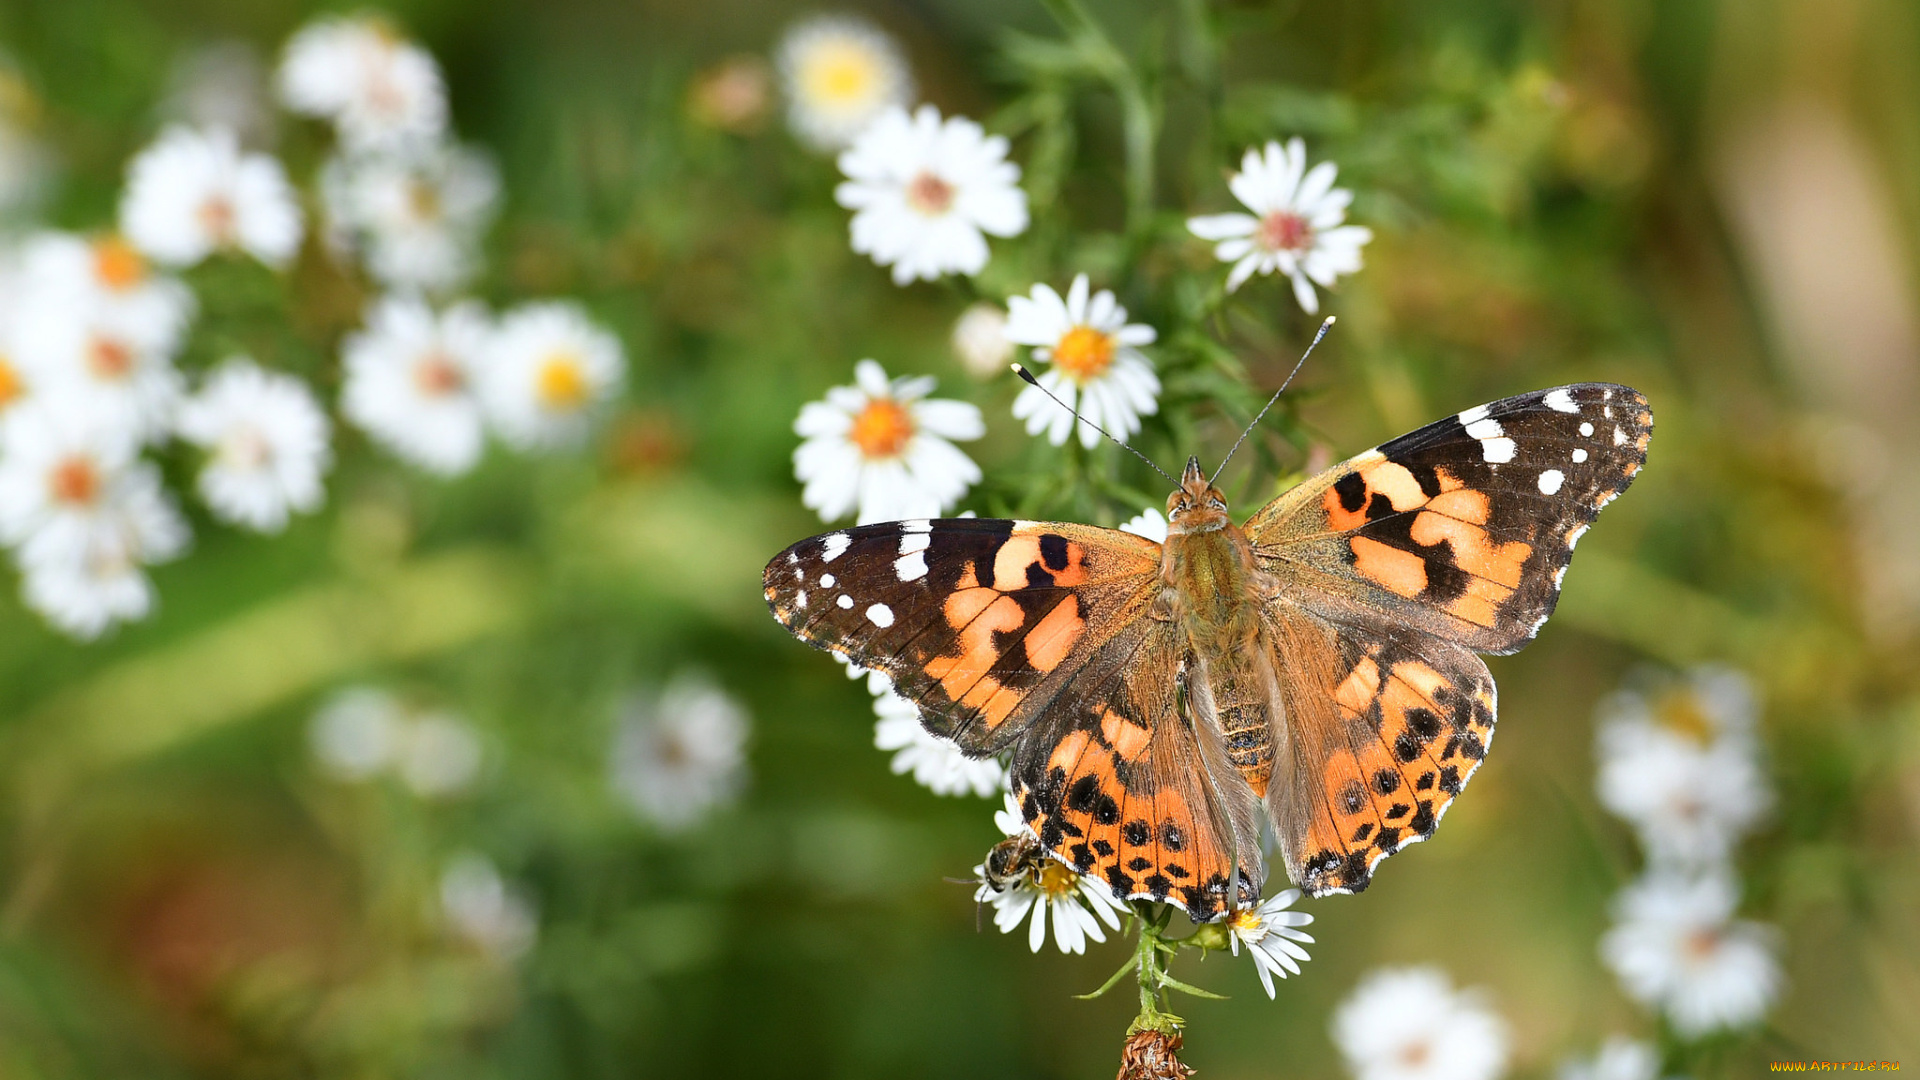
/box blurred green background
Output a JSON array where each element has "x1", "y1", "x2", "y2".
[{"x1": 1, "y1": 0, "x2": 1918, "y2": 1076}]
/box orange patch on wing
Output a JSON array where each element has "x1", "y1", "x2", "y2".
[
  {"x1": 1363, "y1": 461, "x2": 1427, "y2": 512},
  {"x1": 993, "y1": 534, "x2": 1090, "y2": 589},
  {"x1": 1098, "y1": 707, "x2": 1152, "y2": 762},
  {"x1": 1409, "y1": 511, "x2": 1531, "y2": 588},
  {"x1": 1425, "y1": 488, "x2": 1491, "y2": 525},
  {"x1": 1350, "y1": 536, "x2": 1429, "y2": 598},
  {"x1": 1444, "y1": 575, "x2": 1511, "y2": 628},
  {"x1": 1334, "y1": 655, "x2": 1385, "y2": 714},
  {"x1": 1047, "y1": 729, "x2": 1094, "y2": 773},
  {"x1": 1023, "y1": 598, "x2": 1085, "y2": 674},
  {"x1": 927, "y1": 589, "x2": 1025, "y2": 701}
]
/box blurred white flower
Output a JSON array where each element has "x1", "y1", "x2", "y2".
[
  {"x1": 176, "y1": 359, "x2": 331, "y2": 533},
  {"x1": 396, "y1": 710, "x2": 485, "y2": 797},
  {"x1": 309, "y1": 686, "x2": 403, "y2": 781},
  {"x1": 278, "y1": 15, "x2": 447, "y2": 151},
  {"x1": 120, "y1": 126, "x2": 303, "y2": 268},
  {"x1": 478, "y1": 301, "x2": 625, "y2": 449},
  {"x1": 322, "y1": 141, "x2": 499, "y2": 292},
  {"x1": 872, "y1": 686, "x2": 1005, "y2": 797},
  {"x1": 950, "y1": 302, "x2": 1013, "y2": 379},
  {"x1": 440, "y1": 852, "x2": 537, "y2": 960},
  {"x1": 1332, "y1": 966, "x2": 1510, "y2": 1080},
  {"x1": 1118, "y1": 507, "x2": 1168, "y2": 542},
  {"x1": 1226, "y1": 889, "x2": 1315, "y2": 997},
  {"x1": 792, "y1": 358, "x2": 983, "y2": 524},
  {"x1": 1557, "y1": 1037, "x2": 1668, "y2": 1080},
  {"x1": 1600, "y1": 871, "x2": 1780, "y2": 1039},
  {"x1": 611, "y1": 674, "x2": 750, "y2": 832},
  {"x1": 975, "y1": 793, "x2": 1125, "y2": 954},
  {"x1": 342, "y1": 295, "x2": 493, "y2": 475},
  {"x1": 1007, "y1": 274, "x2": 1160, "y2": 449},
  {"x1": 836, "y1": 104, "x2": 1028, "y2": 285},
  {"x1": 775, "y1": 14, "x2": 912, "y2": 151},
  {"x1": 1188, "y1": 137, "x2": 1372, "y2": 311}
]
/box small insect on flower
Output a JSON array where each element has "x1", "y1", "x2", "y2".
[
  {"x1": 341, "y1": 296, "x2": 493, "y2": 476},
  {"x1": 1007, "y1": 274, "x2": 1160, "y2": 449},
  {"x1": 792, "y1": 358, "x2": 984, "y2": 525},
  {"x1": 1188, "y1": 137, "x2": 1372, "y2": 312},
  {"x1": 1333, "y1": 966, "x2": 1511, "y2": 1080},
  {"x1": 974, "y1": 793, "x2": 1126, "y2": 954},
  {"x1": 120, "y1": 126, "x2": 304, "y2": 269},
  {"x1": 478, "y1": 301, "x2": 626, "y2": 450},
  {"x1": 321, "y1": 141, "x2": 500, "y2": 293},
  {"x1": 277, "y1": 14, "x2": 447, "y2": 152},
  {"x1": 775, "y1": 14, "x2": 913, "y2": 151},
  {"x1": 873, "y1": 683, "x2": 1007, "y2": 797},
  {"x1": 835, "y1": 104, "x2": 1029, "y2": 285},
  {"x1": 1224, "y1": 889, "x2": 1316, "y2": 997},
  {"x1": 610, "y1": 673, "x2": 750, "y2": 833},
  {"x1": 1600, "y1": 870, "x2": 1780, "y2": 1039},
  {"x1": 176, "y1": 359, "x2": 332, "y2": 533}
]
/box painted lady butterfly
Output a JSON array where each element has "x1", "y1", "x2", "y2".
[{"x1": 765, "y1": 383, "x2": 1651, "y2": 920}]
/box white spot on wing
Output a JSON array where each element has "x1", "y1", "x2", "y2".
[
  {"x1": 1543, "y1": 388, "x2": 1579, "y2": 413},
  {"x1": 866, "y1": 603, "x2": 894, "y2": 628},
  {"x1": 901, "y1": 519, "x2": 931, "y2": 533},
  {"x1": 1463, "y1": 418, "x2": 1504, "y2": 440},
  {"x1": 899, "y1": 532, "x2": 931, "y2": 555},
  {"x1": 819, "y1": 573, "x2": 835, "y2": 588},
  {"x1": 836, "y1": 594, "x2": 854, "y2": 609},
  {"x1": 1613, "y1": 426, "x2": 1628, "y2": 446},
  {"x1": 1538, "y1": 469, "x2": 1565, "y2": 495},
  {"x1": 1572, "y1": 448, "x2": 1588, "y2": 463},
  {"x1": 820, "y1": 532, "x2": 850, "y2": 562},
  {"x1": 795, "y1": 590, "x2": 808, "y2": 608},
  {"x1": 895, "y1": 551, "x2": 928, "y2": 581},
  {"x1": 788, "y1": 552, "x2": 800, "y2": 565},
  {"x1": 1579, "y1": 421, "x2": 1594, "y2": 437},
  {"x1": 1566, "y1": 523, "x2": 1590, "y2": 550},
  {"x1": 1457, "y1": 404, "x2": 1491, "y2": 425},
  {"x1": 1482, "y1": 437, "x2": 1517, "y2": 463}
]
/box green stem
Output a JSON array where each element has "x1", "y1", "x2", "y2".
[{"x1": 1035, "y1": 0, "x2": 1160, "y2": 240}]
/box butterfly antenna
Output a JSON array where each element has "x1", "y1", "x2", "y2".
[
  {"x1": 1209, "y1": 316, "x2": 1336, "y2": 486},
  {"x1": 1011, "y1": 365, "x2": 1179, "y2": 486}
]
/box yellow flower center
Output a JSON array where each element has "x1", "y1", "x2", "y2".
[
  {"x1": 801, "y1": 42, "x2": 879, "y2": 106},
  {"x1": 87, "y1": 336, "x2": 134, "y2": 380},
  {"x1": 91, "y1": 237, "x2": 147, "y2": 291},
  {"x1": 1052, "y1": 325, "x2": 1115, "y2": 383},
  {"x1": 904, "y1": 171, "x2": 955, "y2": 216},
  {"x1": 408, "y1": 178, "x2": 442, "y2": 223},
  {"x1": 0, "y1": 355, "x2": 23, "y2": 410},
  {"x1": 413, "y1": 352, "x2": 465, "y2": 396},
  {"x1": 1036, "y1": 860, "x2": 1079, "y2": 897},
  {"x1": 1656, "y1": 690, "x2": 1714, "y2": 743},
  {"x1": 536, "y1": 354, "x2": 590, "y2": 411},
  {"x1": 848, "y1": 398, "x2": 914, "y2": 460},
  {"x1": 1257, "y1": 210, "x2": 1312, "y2": 252},
  {"x1": 49, "y1": 456, "x2": 101, "y2": 506},
  {"x1": 1226, "y1": 907, "x2": 1265, "y2": 941}
]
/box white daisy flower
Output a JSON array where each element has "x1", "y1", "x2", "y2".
[
  {"x1": 120, "y1": 126, "x2": 303, "y2": 268},
  {"x1": 611, "y1": 674, "x2": 750, "y2": 832},
  {"x1": 0, "y1": 397, "x2": 156, "y2": 564},
  {"x1": 15, "y1": 472, "x2": 189, "y2": 640},
  {"x1": 1595, "y1": 721, "x2": 1770, "y2": 868},
  {"x1": 1557, "y1": 1038, "x2": 1668, "y2": 1080},
  {"x1": 175, "y1": 359, "x2": 332, "y2": 533},
  {"x1": 14, "y1": 232, "x2": 196, "y2": 332},
  {"x1": 1600, "y1": 871, "x2": 1781, "y2": 1039},
  {"x1": 477, "y1": 301, "x2": 625, "y2": 449},
  {"x1": 440, "y1": 852, "x2": 537, "y2": 961},
  {"x1": 394, "y1": 709, "x2": 484, "y2": 797},
  {"x1": 1225, "y1": 889, "x2": 1316, "y2": 997},
  {"x1": 1187, "y1": 137, "x2": 1373, "y2": 312},
  {"x1": 1332, "y1": 966, "x2": 1511, "y2": 1080},
  {"x1": 975, "y1": 793, "x2": 1126, "y2": 954},
  {"x1": 341, "y1": 296, "x2": 493, "y2": 475},
  {"x1": 1599, "y1": 665, "x2": 1760, "y2": 747},
  {"x1": 277, "y1": 15, "x2": 447, "y2": 152},
  {"x1": 775, "y1": 14, "x2": 913, "y2": 151},
  {"x1": 873, "y1": 686, "x2": 1006, "y2": 797},
  {"x1": 792, "y1": 358, "x2": 983, "y2": 525},
  {"x1": 950, "y1": 302, "x2": 1013, "y2": 380},
  {"x1": 309, "y1": 686, "x2": 404, "y2": 781},
  {"x1": 835, "y1": 104, "x2": 1029, "y2": 285},
  {"x1": 321, "y1": 141, "x2": 500, "y2": 292},
  {"x1": 1006, "y1": 274, "x2": 1160, "y2": 449},
  {"x1": 1118, "y1": 507, "x2": 1168, "y2": 542}
]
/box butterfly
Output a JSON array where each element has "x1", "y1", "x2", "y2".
[{"x1": 764, "y1": 383, "x2": 1651, "y2": 920}]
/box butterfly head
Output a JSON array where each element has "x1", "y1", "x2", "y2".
[{"x1": 1167, "y1": 455, "x2": 1230, "y2": 534}]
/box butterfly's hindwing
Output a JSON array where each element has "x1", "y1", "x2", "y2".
[
  {"x1": 763, "y1": 518, "x2": 1160, "y2": 753},
  {"x1": 1248, "y1": 383, "x2": 1652, "y2": 654}
]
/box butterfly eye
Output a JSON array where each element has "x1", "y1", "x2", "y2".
[{"x1": 1207, "y1": 496, "x2": 1226, "y2": 511}]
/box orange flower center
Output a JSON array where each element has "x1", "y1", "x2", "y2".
[
  {"x1": 199, "y1": 196, "x2": 237, "y2": 243},
  {"x1": 1683, "y1": 926, "x2": 1722, "y2": 963},
  {"x1": 905, "y1": 171, "x2": 955, "y2": 216},
  {"x1": 0, "y1": 356, "x2": 23, "y2": 410},
  {"x1": 1257, "y1": 210, "x2": 1312, "y2": 252},
  {"x1": 1052, "y1": 325, "x2": 1115, "y2": 382},
  {"x1": 49, "y1": 456, "x2": 101, "y2": 506},
  {"x1": 414, "y1": 352, "x2": 465, "y2": 396},
  {"x1": 848, "y1": 398, "x2": 914, "y2": 459},
  {"x1": 88, "y1": 336, "x2": 134, "y2": 380},
  {"x1": 92, "y1": 237, "x2": 147, "y2": 291},
  {"x1": 535, "y1": 353, "x2": 590, "y2": 410}
]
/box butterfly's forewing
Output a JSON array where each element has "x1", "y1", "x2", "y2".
[{"x1": 1247, "y1": 383, "x2": 1652, "y2": 654}]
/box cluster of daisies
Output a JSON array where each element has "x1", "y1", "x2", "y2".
[
  {"x1": 0, "y1": 13, "x2": 623, "y2": 640},
  {"x1": 308, "y1": 673, "x2": 751, "y2": 961},
  {"x1": 747, "y1": 13, "x2": 1378, "y2": 989},
  {"x1": 1591, "y1": 666, "x2": 1781, "y2": 1041}
]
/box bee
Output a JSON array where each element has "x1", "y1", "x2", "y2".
[{"x1": 977, "y1": 832, "x2": 1045, "y2": 893}]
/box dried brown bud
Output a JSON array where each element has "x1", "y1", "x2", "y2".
[{"x1": 1117, "y1": 1028, "x2": 1194, "y2": 1080}]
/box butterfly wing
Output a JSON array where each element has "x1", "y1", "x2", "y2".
[{"x1": 1246, "y1": 383, "x2": 1652, "y2": 654}]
